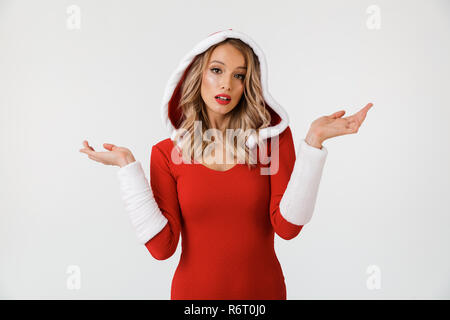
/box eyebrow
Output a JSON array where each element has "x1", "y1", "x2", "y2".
[{"x1": 209, "y1": 60, "x2": 247, "y2": 70}]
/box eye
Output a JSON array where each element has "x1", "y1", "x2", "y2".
[{"x1": 210, "y1": 67, "x2": 245, "y2": 80}]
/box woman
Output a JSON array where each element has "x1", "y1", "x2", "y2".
[{"x1": 79, "y1": 29, "x2": 373, "y2": 300}]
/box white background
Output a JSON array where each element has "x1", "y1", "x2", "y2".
[{"x1": 1, "y1": 0, "x2": 449, "y2": 299}]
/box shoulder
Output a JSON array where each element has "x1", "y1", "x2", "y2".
[
  {"x1": 153, "y1": 138, "x2": 176, "y2": 152},
  {"x1": 257, "y1": 125, "x2": 295, "y2": 163},
  {"x1": 279, "y1": 125, "x2": 293, "y2": 142},
  {"x1": 266, "y1": 125, "x2": 294, "y2": 150},
  {"x1": 151, "y1": 138, "x2": 179, "y2": 165}
]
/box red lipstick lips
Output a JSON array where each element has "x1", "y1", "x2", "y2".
[{"x1": 215, "y1": 93, "x2": 231, "y2": 105}]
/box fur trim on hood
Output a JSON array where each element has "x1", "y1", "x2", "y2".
[{"x1": 160, "y1": 28, "x2": 289, "y2": 149}]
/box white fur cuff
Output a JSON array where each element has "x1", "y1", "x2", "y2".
[
  {"x1": 117, "y1": 161, "x2": 168, "y2": 244},
  {"x1": 279, "y1": 139, "x2": 328, "y2": 226}
]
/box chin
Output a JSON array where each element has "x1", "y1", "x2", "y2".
[
  {"x1": 209, "y1": 102, "x2": 235, "y2": 115},
  {"x1": 216, "y1": 107, "x2": 232, "y2": 115}
]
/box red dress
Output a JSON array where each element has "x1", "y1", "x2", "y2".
[{"x1": 145, "y1": 125, "x2": 303, "y2": 300}]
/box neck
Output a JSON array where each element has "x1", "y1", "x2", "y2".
[{"x1": 207, "y1": 111, "x2": 231, "y2": 133}]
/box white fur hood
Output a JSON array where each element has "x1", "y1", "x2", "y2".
[{"x1": 160, "y1": 28, "x2": 289, "y2": 149}]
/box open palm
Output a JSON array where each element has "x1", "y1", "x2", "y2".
[
  {"x1": 311, "y1": 103, "x2": 374, "y2": 141},
  {"x1": 79, "y1": 140, "x2": 134, "y2": 167}
]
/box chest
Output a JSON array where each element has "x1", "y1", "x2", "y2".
[{"x1": 175, "y1": 163, "x2": 271, "y2": 223}]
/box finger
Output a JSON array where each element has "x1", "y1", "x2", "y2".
[
  {"x1": 88, "y1": 150, "x2": 112, "y2": 161},
  {"x1": 358, "y1": 111, "x2": 367, "y2": 124},
  {"x1": 103, "y1": 143, "x2": 115, "y2": 151},
  {"x1": 346, "y1": 111, "x2": 363, "y2": 127},
  {"x1": 357, "y1": 103, "x2": 373, "y2": 123},
  {"x1": 330, "y1": 110, "x2": 346, "y2": 119},
  {"x1": 365, "y1": 102, "x2": 373, "y2": 110},
  {"x1": 79, "y1": 148, "x2": 95, "y2": 156},
  {"x1": 336, "y1": 110, "x2": 346, "y2": 118},
  {"x1": 83, "y1": 140, "x2": 95, "y2": 151},
  {"x1": 358, "y1": 102, "x2": 373, "y2": 117},
  {"x1": 88, "y1": 154, "x2": 102, "y2": 163}
]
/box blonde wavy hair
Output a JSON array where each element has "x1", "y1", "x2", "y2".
[{"x1": 173, "y1": 38, "x2": 272, "y2": 168}]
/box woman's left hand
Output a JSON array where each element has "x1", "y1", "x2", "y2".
[{"x1": 306, "y1": 102, "x2": 374, "y2": 148}]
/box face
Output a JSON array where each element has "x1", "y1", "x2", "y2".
[{"x1": 200, "y1": 43, "x2": 247, "y2": 117}]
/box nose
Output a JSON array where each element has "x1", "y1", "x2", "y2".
[{"x1": 221, "y1": 78, "x2": 232, "y2": 91}]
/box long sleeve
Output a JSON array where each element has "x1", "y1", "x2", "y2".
[
  {"x1": 269, "y1": 126, "x2": 328, "y2": 240},
  {"x1": 116, "y1": 145, "x2": 182, "y2": 260},
  {"x1": 144, "y1": 145, "x2": 182, "y2": 260}
]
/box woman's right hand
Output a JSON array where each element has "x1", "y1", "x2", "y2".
[{"x1": 79, "y1": 140, "x2": 136, "y2": 167}]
